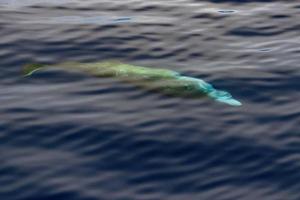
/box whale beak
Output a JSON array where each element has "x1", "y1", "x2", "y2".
[
  {"x1": 216, "y1": 98, "x2": 242, "y2": 106},
  {"x1": 208, "y1": 90, "x2": 242, "y2": 106}
]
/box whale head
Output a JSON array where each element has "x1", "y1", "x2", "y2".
[{"x1": 178, "y1": 76, "x2": 242, "y2": 106}]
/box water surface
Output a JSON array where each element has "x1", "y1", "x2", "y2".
[{"x1": 1, "y1": 0, "x2": 300, "y2": 200}]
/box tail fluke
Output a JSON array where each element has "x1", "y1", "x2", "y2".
[{"x1": 23, "y1": 63, "x2": 45, "y2": 76}]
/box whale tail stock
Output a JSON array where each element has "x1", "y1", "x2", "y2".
[{"x1": 23, "y1": 63, "x2": 45, "y2": 77}]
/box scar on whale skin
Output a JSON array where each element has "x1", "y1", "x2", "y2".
[{"x1": 23, "y1": 61, "x2": 242, "y2": 106}]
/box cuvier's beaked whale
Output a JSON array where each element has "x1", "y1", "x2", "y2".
[{"x1": 23, "y1": 61, "x2": 242, "y2": 106}]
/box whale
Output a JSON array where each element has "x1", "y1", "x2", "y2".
[{"x1": 23, "y1": 61, "x2": 242, "y2": 106}]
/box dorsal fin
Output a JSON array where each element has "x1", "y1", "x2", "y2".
[{"x1": 23, "y1": 63, "x2": 45, "y2": 76}]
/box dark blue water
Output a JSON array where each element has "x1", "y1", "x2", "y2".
[{"x1": 1, "y1": 1, "x2": 300, "y2": 200}]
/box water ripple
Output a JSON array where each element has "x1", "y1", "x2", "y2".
[{"x1": 1, "y1": 0, "x2": 300, "y2": 200}]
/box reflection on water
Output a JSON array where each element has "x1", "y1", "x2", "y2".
[
  {"x1": 4, "y1": 15, "x2": 175, "y2": 25},
  {"x1": 19, "y1": 16, "x2": 132, "y2": 25},
  {"x1": 0, "y1": 0, "x2": 300, "y2": 200}
]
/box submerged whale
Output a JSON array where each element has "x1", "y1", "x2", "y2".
[{"x1": 23, "y1": 61, "x2": 242, "y2": 106}]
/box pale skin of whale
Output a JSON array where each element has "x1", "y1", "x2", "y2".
[{"x1": 23, "y1": 61, "x2": 242, "y2": 106}]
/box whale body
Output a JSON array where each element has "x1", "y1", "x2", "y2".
[{"x1": 23, "y1": 61, "x2": 242, "y2": 106}]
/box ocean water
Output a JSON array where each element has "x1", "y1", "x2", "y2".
[{"x1": 1, "y1": 1, "x2": 300, "y2": 200}]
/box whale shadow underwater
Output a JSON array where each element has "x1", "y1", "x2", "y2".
[{"x1": 23, "y1": 61, "x2": 242, "y2": 106}]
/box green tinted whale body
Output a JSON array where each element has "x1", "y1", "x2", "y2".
[{"x1": 23, "y1": 61, "x2": 242, "y2": 106}]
